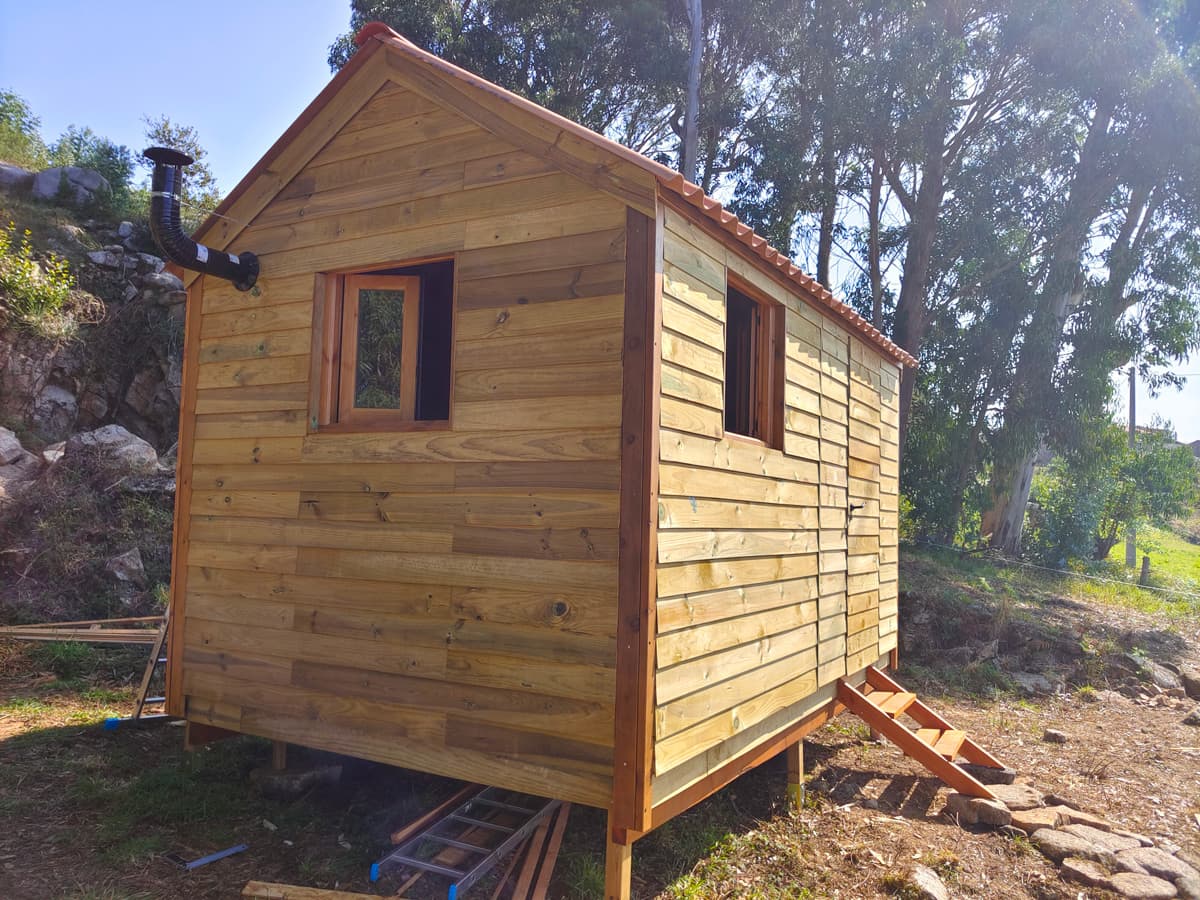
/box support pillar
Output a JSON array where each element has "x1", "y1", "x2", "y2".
[
  {"x1": 786, "y1": 739, "x2": 805, "y2": 810},
  {"x1": 605, "y1": 812, "x2": 633, "y2": 900},
  {"x1": 271, "y1": 740, "x2": 288, "y2": 771}
]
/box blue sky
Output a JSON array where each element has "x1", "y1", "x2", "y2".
[{"x1": 2, "y1": 1, "x2": 1197, "y2": 441}]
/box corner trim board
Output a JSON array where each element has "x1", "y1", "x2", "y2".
[{"x1": 611, "y1": 204, "x2": 661, "y2": 837}]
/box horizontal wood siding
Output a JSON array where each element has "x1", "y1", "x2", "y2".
[
  {"x1": 177, "y1": 73, "x2": 627, "y2": 808},
  {"x1": 651, "y1": 203, "x2": 897, "y2": 806}
]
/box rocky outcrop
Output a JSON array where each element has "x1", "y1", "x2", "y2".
[
  {"x1": 65, "y1": 425, "x2": 158, "y2": 471},
  {"x1": 31, "y1": 166, "x2": 111, "y2": 207},
  {"x1": 0, "y1": 428, "x2": 41, "y2": 503},
  {"x1": 0, "y1": 163, "x2": 34, "y2": 193}
]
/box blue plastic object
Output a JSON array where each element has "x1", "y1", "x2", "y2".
[
  {"x1": 103, "y1": 717, "x2": 120, "y2": 731},
  {"x1": 369, "y1": 862, "x2": 380, "y2": 883},
  {"x1": 448, "y1": 885, "x2": 457, "y2": 900}
]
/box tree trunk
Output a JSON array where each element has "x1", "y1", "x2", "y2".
[
  {"x1": 983, "y1": 102, "x2": 1118, "y2": 553},
  {"x1": 816, "y1": 141, "x2": 836, "y2": 289},
  {"x1": 868, "y1": 151, "x2": 884, "y2": 328},
  {"x1": 681, "y1": 0, "x2": 703, "y2": 183}
]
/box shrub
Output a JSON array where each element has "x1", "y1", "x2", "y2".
[
  {"x1": 29, "y1": 641, "x2": 97, "y2": 679},
  {"x1": 49, "y1": 126, "x2": 137, "y2": 217},
  {"x1": 0, "y1": 90, "x2": 48, "y2": 169},
  {"x1": 0, "y1": 220, "x2": 74, "y2": 333}
]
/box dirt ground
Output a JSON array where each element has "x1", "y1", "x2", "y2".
[{"x1": 1, "y1": 552, "x2": 1198, "y2": 899}]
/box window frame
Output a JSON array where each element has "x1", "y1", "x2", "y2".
[
  {"x1": 723, "y1": 274, "x2": 785, "y2": 450},
  {"x1": 313, "y1": 258, "x2": 455, "y2": 434}
]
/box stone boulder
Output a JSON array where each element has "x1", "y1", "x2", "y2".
[
  {"x1": 0, "y1": 162, "x2": 35, "y2": 193},
  {"x1": 1181, "y1": 668, "x2": 1200, "y2": 701},
  {"x1": 31, "y1": 166, "x2": 111, "y2": 207},
  {"x1": 31, "y1": 384, "x2": 78, "y2": 441},
  {"x1": 139, "y1": 271, "x2": 186, "y2": 308},
  {"x1": 0, "y1": 427, "x2": 25, "y2": 465},
  {"x1": 65, "y1": 424, "x2": 157, "y2": 471},
  {"x1": 105, "y1": 548, "x2": 147, "y2": 588}
]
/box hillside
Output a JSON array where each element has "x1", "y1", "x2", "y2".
[{"x1": 0, "y1": 174, "x2": 181, "y2": 625}]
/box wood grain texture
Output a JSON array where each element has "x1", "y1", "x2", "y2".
[
  {"x1": 651, "y1": 193, "x2": 897, "y2": 798},
  {"x1": 175, "y1": 86, "x2": 630, "y2": 808}
]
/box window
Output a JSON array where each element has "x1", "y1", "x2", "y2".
[
  {"x1": 724, "y1": 281, "x2": 783, "y2": 447},
  {"x1": 317, "y1": 259, "x2": 453, "y2": 429}
]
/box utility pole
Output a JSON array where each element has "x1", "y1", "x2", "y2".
[{"x1": 1126, "y1": 366, "x2": 1136, "y2": 569}]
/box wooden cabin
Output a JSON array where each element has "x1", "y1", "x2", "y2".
[{"x1": 165, "y1": 23, "x2": 918, "y2": 897}]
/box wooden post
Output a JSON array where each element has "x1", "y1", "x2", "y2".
[
  {"x1": 786, "y1": 740, "x2": 805, "y2": 810},
  {"x1": 605, "y1": 812, "x2": 633, "y2": 900},
  {"x1": 1139, "y1": 554, "x2": 1151, "y2": 586},
  {"x1": 271, "y1": 740, "x2": 288, "y2": 771}
]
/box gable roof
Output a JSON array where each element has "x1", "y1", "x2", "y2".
[{"x1": 193, "y1": 22, "x2": 916, "y2": 368}]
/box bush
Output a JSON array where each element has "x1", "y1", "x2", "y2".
[
  {"x1": 49, "y1": 126, "x2": 137, "y2": 218},
  {"x1": 29, "y1": 641, "x2": 97, "y2": 680},
  {"x1": 0, "y1": 90, "x2": 48, "y2": 169},
  {"x1": 0, "y1": 220, "x2": 74, "y2": 333}
]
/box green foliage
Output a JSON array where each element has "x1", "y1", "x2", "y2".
[
  {"x1": 0, "y1": 89, "x2": 48, "y2": 169},
  {"x1": 48, "y1": 125, "x2": 136, "y2": 216},
  {"x1": 29, "y1": 641, "x2": 98, "y2": 680},
  {"x1": 1025, "y1": 421, "x2": 1198, "y2": 565},
  {"x1": 141, "y1": 115, "x2": 221, "y2": 228},
  {"x1": 0, "y1": 220, "x2": 75, "y2": 334}
]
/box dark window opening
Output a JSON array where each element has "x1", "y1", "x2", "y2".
[
  {"x1": 320, "y1": 258, "x2": 454, "y2": 429},
  {"x1": 724, "y1": 282, "x2": 782, "y2": 447}
]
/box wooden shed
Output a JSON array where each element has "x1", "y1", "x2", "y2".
[{"x1": 161, "y1": 22, "x2": 986, "y2": 897}]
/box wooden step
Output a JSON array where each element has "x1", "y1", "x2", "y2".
[
  {"x1": 879, "y1": 692, "x2": 917, "y2": 718},
  {"x1": 915, "y1": 728, "x2": 941, "y2": 746},
  {"x1": 931, "y1": 729, "x2": 966, "y2": 760}
]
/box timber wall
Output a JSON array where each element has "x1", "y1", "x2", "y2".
[
  {"x1": 173, "y1": 73, "x2": 629, "y2": 808},
  {"x1": 651, "y1": 203, "x2": 901, "y2": 805}
]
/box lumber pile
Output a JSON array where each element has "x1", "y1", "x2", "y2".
[
  {"x1": 243, "y1": 884, "x2": 378, "y2": 900},
  {"x1": 0, "y1": 616, "x2": 164, "y2": 644}
]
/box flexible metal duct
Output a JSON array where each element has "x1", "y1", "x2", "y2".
[{"x1": 143, "y1": 146, "x2": 259, "y2": 291}]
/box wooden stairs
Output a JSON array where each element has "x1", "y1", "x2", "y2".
[{"x1": 836, "y1": 666, "x2": 1007, "y2": 799}]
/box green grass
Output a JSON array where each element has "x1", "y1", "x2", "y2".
[{"x1": 1106, "y1": 523, "x2": 1200, "y2": 588}]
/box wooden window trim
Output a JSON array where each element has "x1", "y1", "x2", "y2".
[
  {"x1": 315, "y1": 267, "x2": 453, "y2": 433},
  {"x1": 723, "y1": 274, "x2": 784, "y2": 450}
]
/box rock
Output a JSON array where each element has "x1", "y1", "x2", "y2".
[
  {"x1": 0, "y1": 162, "x2": 35, "y2": 193},
  {"x1": 1043, "y1": 728, "x2": 1069, "y2": 744},
  {"x1": 959, "y1": 762, "x2": 1017, "y2": 785},
  {"x1": 1184, "y1": 707, "x2": 1200, "y2": 727},
  {"x1": 65, "y1": 424, "x2": 157, "y2": 471},
  {"x1": 138, "y1": 252, "x2": 165, "y2": 272},
  {"x1": 32, "y1": 166, "x2": 111, "y2": 207},
  {"x1": 31, "y1": 384, "x2": 78, "y2": 440},
  {"x1": 105, "y1": 548, "x2": 147, "y2": 588},
  {"x1": 250, "y1": 762, "x2": 342, "y2": 801},
  {"x1": 1060, "y1": 807, "x2": 1119, "y2": 832},
  {"x1": 1062, "y1": 857, "x2": 1112, "y2": 889},
  {"x1": 86, "y1": 248, "x2": 124, "y2": 269},
  {"x1": 1031, "y1": 828, "x2": 1118, "y2": 867},
  {"x1": 943, "y1": 792, "x2": 1012, "y2": 827},
  {"x1": 117, "y1": 221, "x2": 134, "y2": 238},
  {"x1": 989, "y1": 782, "x2": 1044, "y2": 811},
  {"x1": 1107, "y1": 872, "x2": 1180, "y2": 899},
  {"x1": 1012, "y1": 671, "x2": 1056, "y2": 695},
  {"x1": 1061, "y1": 824, "x2": 1144, "y2": 853},
  {"x1": 1177, "y1": 875, "x2": 1200, "y2": 900},
  {"x1": 42, "y1": 441, "x2": 65, "y2": 465},
  {"x1": 0, "y1": 447, "x2": 40, "y2": 502},
  {"x1": 0, "y1": 427, "x2": 25, "y2": 465},
  {"x1": 905, "y1": 864, "x2": 950, "y2": 900},
  {"x1": 1124, "y1": 653, "x2": 1185, "y2": 692},
  {"x1": 1179, "y1": 850, "x2": 1200, "y2": 874},
  {"x1": 1116, "y1": 847, "x2": 1200, "y2": 883},
  {"x1": 1181, "y1": 669, "x2": 1200, "y2": 701},
  {"x1": 1011, "y1": 806, "x2": 1069, "y2": 833},
  {"x1": 139, "y1": 271, "x2": 186, "y2": 306}
]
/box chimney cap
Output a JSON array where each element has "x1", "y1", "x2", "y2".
[{"x1": 143, "y1": 146, "x2": 194, "y2": 167}]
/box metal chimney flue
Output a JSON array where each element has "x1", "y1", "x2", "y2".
[{"x1": 143, "y1": 146, "x2": 259, "y2": 291}]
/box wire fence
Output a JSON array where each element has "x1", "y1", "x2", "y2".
[{"x1": 902, "y1": 537, "x2": 1200, "y2": 603}]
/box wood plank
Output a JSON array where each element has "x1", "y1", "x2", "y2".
[
  {"x1": 451, "y1": 525, "x2": 618, "y2": 561},
  {"x1": 455, "y1": 294, "x2": 624, "y2": 343},
  {"x1": 657, "y1": 496, "x2": 818, "y2": 531},
  {"x1": 611, "y1": 205, "x2": 660, "y2": 836},
  {"x1": 295, "y1": 491, "x2": 620, "y2": 528},
  {"x1": 657, "y1": 623, "x2": 817, "y2": 705},
  {"x1": 195, "y1": 383, "x2": 309, "y2": 414},
  {"x1": 661, "y1": 327, "x2": 723, "y2": 382},
  {"x1": 190, "y1": 491, "x2": 301, "y2": 519},
  {"x1": 457, "y1": 228, "x2": 626, "y2": 281},
  {"x1": 657, "y1": 528, "x2": 818, "y2": 564},
  {"x1": 455, "y1": 322, "x2": 623, "y2": 371},
  {"x1": 301, "y1": 429, "x2": 619, "y2": 464},
  {"x1": 659, "y1": 429, "x2": 819, "y2": 484},
  {"x1": 193, "y1": 410, "x2": 307, "y2": 440},
  {"x1": 455, "y1": 261, "x2": 625, "y2": 310},
  {"x1": 190, "y1": 516, "x2": 453, "y2": 554},
  {"x1": 198, "y1": 328, "x2": 311, "y2": 365},
  {"x1": 657, "y1": 553, "x2": 818, "y2": 598},
  {"x1": 453, "y1": 395, "x2": 621, "y2": 431},
  {"x1": 659, "y1": 464, "x2": 818, "y2": 507},
  {"x1": 191, "y1": 437, "x2": 304, "y2": 466},
  {"x1": 656, "y1": 577, "x2": 818, "y2": 633},
  {"x1": 659, "y1": 396, "x2": 722, "y2": 439},
  {"x1": 187, "y1": 541, "x2": 298, "y2": 575},
  {"x1": 657, "y1": 600, "x2": 817, "y2": 667},
  {"x1": 196, "y1": 355, "x2": 310, "y2": 391}
]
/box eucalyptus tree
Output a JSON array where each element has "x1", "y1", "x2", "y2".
[{"x1": 981, "y1": 0, "x2": 1200, "y2": 553}]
